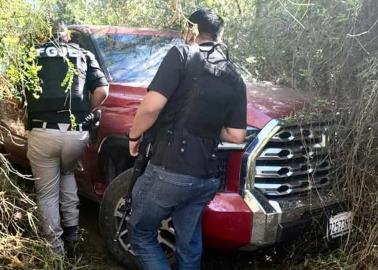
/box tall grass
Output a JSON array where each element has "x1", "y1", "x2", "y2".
[
  {"x1": 0, "y1": 155, "x2": 91, "y2": 269},
  {"x1": 335, "y1": 56, "x2": 378, "y2": 269},
  {"x1": 289, "y1": 59, "x2": 378, "y2": 269}
]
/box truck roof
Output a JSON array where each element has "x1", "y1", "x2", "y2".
[{"x1": 68, "y1": 25, "x2": 179, "y2": 38}]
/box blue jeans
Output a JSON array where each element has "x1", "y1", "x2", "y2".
[{"x1": 128, "y1": 163, "x2": 220, "y2": 270}]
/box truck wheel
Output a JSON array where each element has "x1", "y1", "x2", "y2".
[
  {"x1": 104, "y1": 158, "x2": 118, "y2": 185},
  {"x1": 99, "y1": 168, "x2": 176, "y2": 269}
]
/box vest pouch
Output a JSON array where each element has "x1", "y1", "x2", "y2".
[{"x1": 156, "y1": 129, "x2": 218, "y2": 178}]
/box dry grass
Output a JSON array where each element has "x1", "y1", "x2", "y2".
[
  {"x1": 334, "y1": 59, "x2": 378, "y2": 269},
  {"x1": 288, "y1": 53, "x2": 378, "y2": 270},
  {"x1": 0, "y1": 154, "x2": 91, "y2": 269}
]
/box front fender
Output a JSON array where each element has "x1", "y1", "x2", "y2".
[{"x1": 97, "y1": 135, "x2": 135, "y2": 185}]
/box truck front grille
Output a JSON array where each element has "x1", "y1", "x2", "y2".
[{"x1": 254, "y1": 122, "x2": 333, "y2": 196}]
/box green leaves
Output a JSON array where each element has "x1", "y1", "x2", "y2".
[
  {"x1": 206, "y1": 0, "x2": 214, "y2": 7},
  {"x1": 60, "y1": 58, "x2": 78, "y2": 93},
  {"x1": 59, "y1": 55, "x2": 79, "y2": 130},
  {"x1": 0, "y1": 0, "x2": 49, "y2": 101},
  {"x1": 4, "y1": 46, "x2": 42, "y2": 100}
]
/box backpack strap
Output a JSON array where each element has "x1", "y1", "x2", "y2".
[
  {"x1": 171, "y1": 44, "x2": 203, "y2": 130},
  {"x1": 204, "y1": 42, "x2": 229, "y2": 63}
]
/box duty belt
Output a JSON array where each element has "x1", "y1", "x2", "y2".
[{"x1": 30, "y1": 121, "x2": 90, "y2": 131}]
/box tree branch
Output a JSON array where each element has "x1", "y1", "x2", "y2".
[{"x1": 235, "y1": 0, "x2": 242, "y2": 15}]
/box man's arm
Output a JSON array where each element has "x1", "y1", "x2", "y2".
[
  {"x1": 221, "y1": 79, "x2": 247, "y2": 144},
  {"x1": 220, "y1": 127, "x2": 246, "y2": 144},
  {"x1": 128, "y1": 46, "x2": 184, "y2": 156},
  {"x1": 84, "y1": 50, "x2": 109, "y2": 108},
  {"x1": 90, "y1": 85, "x2": 109, "y2": 109},
  {"x1": 129, "y1": 91, "x2": 168, "y2": 156}
]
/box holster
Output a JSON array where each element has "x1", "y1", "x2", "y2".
[
  {"x1": 128, "y1": 132, "x2": 154, "y2": 196},
  {"x1": 88, "y1": 109, "x2": 101, "y2": 144}
]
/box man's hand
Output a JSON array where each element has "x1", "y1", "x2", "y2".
[
  {"x1": 220, "y1": 127, "x2": 246, "y2": 144},
  {"x1": 129, "y1": 139, "x2": 142, "y2": 157}
]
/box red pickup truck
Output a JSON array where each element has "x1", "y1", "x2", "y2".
[{"x1": 0, "y1": 25, "x2": 351, "y2": 269}]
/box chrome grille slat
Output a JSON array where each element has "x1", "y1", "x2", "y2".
[
  {"x1": 257, "y1": 144, "x2": 327, "y2": 161},
  {"x1": 271, "y1": 125, "x2": 330, "y2": 143},
  {"x1": 255, "y1": 162, "x2": 330, "y2": 178},
  {"x1": 253, "y1": 122, "x2": 332, "y2": 196},
  {"x1": 254, "y1": 179, "x2": 330, "y2": 196},
  {"x1": 255, "y1": 173, "x2": 331, "y2": 184}
]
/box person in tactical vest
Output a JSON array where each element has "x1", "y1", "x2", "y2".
[
  {"x1": 26, "y1": 22, "x2": 109, "y2": 255},
  {"x1": 128, "y1": 9, "x2": 247, "y2": 270}
]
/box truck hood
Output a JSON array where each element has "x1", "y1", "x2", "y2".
[
  {"x1": 107, "y1": 81, "x2": 312, "y2": 130},
  {"x1": 246, "y1": 81, "x2": 311, "y2": 129}
]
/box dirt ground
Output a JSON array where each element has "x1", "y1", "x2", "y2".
[{"x1": 78, "y1": 198, "x2": 125, "y2": 270}]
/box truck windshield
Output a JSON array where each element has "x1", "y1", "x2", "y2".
[{"x1": 94, "y1": 33, "x2": 182, "y2": 84}]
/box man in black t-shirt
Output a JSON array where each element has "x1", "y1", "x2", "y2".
[{"x1": 128, "y1": 9, "x2": 246, "y2": 269}]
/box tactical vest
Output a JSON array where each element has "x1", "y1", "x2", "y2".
[
  {"x1": 151, "y1": 43, "x2": 243, "y2": 177},
  {"x1": 26, "y1": 42, "x2": 90, "y2": 123}
]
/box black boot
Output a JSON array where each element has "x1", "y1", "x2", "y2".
[{"x1": 62, "y1": 225, "x2": 80, "y2": 258}]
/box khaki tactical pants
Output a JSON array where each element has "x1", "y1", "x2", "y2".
[{"x1": 27, "y1": 127, "x2": 89, "y2": 253}]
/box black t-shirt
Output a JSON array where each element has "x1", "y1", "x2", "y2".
[
  {"x1": 82, "y1": 49, "x2": 109, "y2": 93},
  {"x1": 28, "y1": 42, "x2": 108, "y2": 123},
  {"x1": 149, "y1": 43, "x2": 247, "y2": 177}
]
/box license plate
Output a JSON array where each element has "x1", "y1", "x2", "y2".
[{"x1": 327, "y1": 211, "x2": 353, "y2": 239}]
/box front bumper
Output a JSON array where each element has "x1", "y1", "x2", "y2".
[
  {"x1": 243, "y1": 188, "x2": 344, "y2": 248},
  {"x1": 239, "y1": 118, "x2": 346, "y2": 248}
]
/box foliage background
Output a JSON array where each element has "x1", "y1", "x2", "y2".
[{"x1": 0, "y1": 0, "x2": 377, "y2": 269}]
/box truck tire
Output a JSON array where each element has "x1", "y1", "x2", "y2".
[
  {"x1": 99, "y1": 168, "x2": 176, "y2": 269},
  {"x1": 99, "y1": 168, "x2": 141, "y2": 269},
  {"x1": 103, "y1": 157, "x2": 118, "y2": 185}
]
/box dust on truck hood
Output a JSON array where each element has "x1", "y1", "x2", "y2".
[{"x1": 245, "y1": 81, "x2": 310, "y2": 129}]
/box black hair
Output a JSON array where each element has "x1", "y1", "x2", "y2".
[
  {"x1": 188, "y1": 9, "x2": 224, "y2": 40},
  {"x1": 51, "y1": 20, "x2": 70, "y2": 43},
  {"x1": 52, "y1": 21, "x2": 67, "y2": 34}
]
